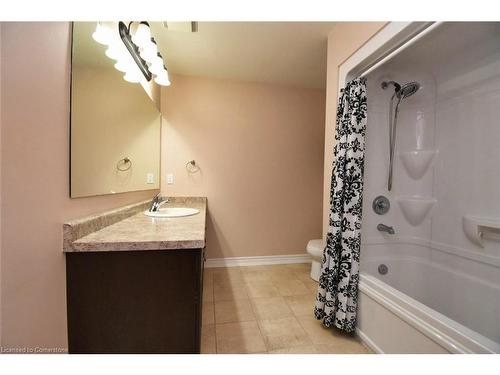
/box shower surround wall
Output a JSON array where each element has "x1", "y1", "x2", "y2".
[
  {"x1": 359, "y1": 23, "x2": 500, "y2": 350},
  {"x1": 363, "y1": 70, "x2": 437, "y2": 243}
]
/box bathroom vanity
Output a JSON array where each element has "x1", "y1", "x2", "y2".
[{"x1": 63, "y1": 197, "x2": 207, "y2": 354}]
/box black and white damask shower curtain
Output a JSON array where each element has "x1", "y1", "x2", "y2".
[{"x1": 314, "y1": 77, "x2": 367, "y2": 332}]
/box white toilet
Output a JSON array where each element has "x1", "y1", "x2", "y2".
[{"x1": 306, "y1": 239, "x2": 324, "y2": 282}]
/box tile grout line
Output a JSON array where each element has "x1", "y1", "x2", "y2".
[
  {"x1": 285, "y1": 293, "x2": 319, "y2": 350},
  {"x1": 295, "y1": 313, "x2": 317, "y2": 346},
  {"x1": 245, "y1": 279, "x2": 267, "y2": 354},
  {"x1": 209, "y1": 272, "x2": 218, "y2": 354},
  {"x1": 212, "y1": 268, "x2": 256, "y2": 354},
  {"x1": 284, "y1": 282, "x2": 319, "y2": 347},
  {"x1": 250, "y1": 296, "x2": 270, "y2": 354}
]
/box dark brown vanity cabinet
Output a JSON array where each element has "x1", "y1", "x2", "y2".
[{"x1": 66, "y1": 248, "x2": 204, "y2": 353}]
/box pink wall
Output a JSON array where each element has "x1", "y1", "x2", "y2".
[
  {"x1": 0, "y1": 21, "x2": 376, "y2": 349},
  {"x1": 322, "y1": 22, "x2": 387, "y2": 236},
  {"x1": 161, "y1": 75, "x2": 325, "y2": 259},
  {"x1": 0, "y1": 23, "x2": 157, "y2": 350}
]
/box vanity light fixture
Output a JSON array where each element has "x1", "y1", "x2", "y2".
[
  {"x1": 118, "y1": 22, "x2": 152, "y2": 81},
  {"x1": 92, "y1": 21, "x2": 171, "y2": 86}
]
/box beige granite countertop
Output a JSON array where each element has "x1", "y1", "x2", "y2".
[{"x1": 63, "y1": 197, "x2": 206, "y2": 252}]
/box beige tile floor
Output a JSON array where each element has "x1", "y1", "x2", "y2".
[{"x1": 201, "y1": 263, "x2": 373, "y2": 354}]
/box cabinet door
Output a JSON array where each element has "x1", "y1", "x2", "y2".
[{"x1": 66, "y1": 249, "x2": 202, "y2": 353}]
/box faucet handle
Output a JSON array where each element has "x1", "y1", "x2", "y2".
[
  {"x1": 149, "y1": 192, "x2": 162, "y2": 212},
  {"x1": 149, "y1": 193, "x2": 170, "y2": 212}
]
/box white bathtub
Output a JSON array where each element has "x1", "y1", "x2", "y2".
[{"x1": 356, "y1": 240, "x2": 500, "y2": 353}]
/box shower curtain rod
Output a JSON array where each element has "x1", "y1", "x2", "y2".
[{"x1": 357, "y1": 22, "x2": 443, "y2": 79}]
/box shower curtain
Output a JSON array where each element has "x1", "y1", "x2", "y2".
[{"x1": 315, "y1": 77, "x2": 367, "y2": 332}]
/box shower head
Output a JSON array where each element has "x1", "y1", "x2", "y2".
[
  {"x1": 381, "y1": 80, "x2": 401, "y2": 92},
  {"x1": 382, "y1": 80, "x2": 420, "y2": 99},
  {"x1": 397, "y1": 82, "x2": 420, "y2": 99}
]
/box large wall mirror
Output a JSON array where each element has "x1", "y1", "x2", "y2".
[{"x1": 70, "y1": 22, "x2": 161, "y2": 198}]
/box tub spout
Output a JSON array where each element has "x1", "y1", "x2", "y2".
[{"x1": 377, "y1": 223, "x2": 395, "y2": 235}]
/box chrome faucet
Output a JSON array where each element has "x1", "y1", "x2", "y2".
[
  {"x1": 377, "y1": 223, "x2": 395, "y2": 235},
  {"x1": 149, "y1": 193, "x2": 169, "y2": 212}
]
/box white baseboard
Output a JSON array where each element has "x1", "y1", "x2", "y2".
[
  {"x1": 205, "y1": 254, "x2": 311, "y2": 268},
  {"x1": 356, "y1": 328, "x2": 384, "y2": 354}
]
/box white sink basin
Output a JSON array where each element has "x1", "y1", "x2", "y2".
[{"x1": 144, "y1": 207, "x2": 200, "y2": 218}]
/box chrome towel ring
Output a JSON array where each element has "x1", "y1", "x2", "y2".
[
  {"x1": 185, "y1": 160, "x2": 200, "y2": 173},
  {"x1": 117, "y1": 157, "x2": 132, "y2": 171}
]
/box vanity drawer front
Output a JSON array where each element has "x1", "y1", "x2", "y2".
[{"x1": 66, "y1": 249, "x2": 203, "y2": 354}]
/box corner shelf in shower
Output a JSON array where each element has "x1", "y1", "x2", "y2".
[
  {"x1": 396, "y1": 196, "x2": 436, "y2": 226},
  {"x1": 398, "y1": 150, "x2": 437, "y2": 180},
  {"x1": 463, "y1": 215, "x2": 500, "y2": 247}
]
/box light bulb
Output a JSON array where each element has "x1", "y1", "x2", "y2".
[
  {"x1": 149, "y1": 58, "x2": 165, "y2": 76},
  {"x1": 139, "y1": 40, "x2": 158, "y2": 63},
  {"x1": 114, "y1": 55, "x2": 134, "y2": 73},
  {"x1": 123, "y1": 70, "x2": 142, "y2": 83},
  {"x1": 154, "y1": 69, "x2": 171, "y2": 86},
  {"x1": 131, "y1": 22, "x2": 151, "y2": 46},
  {"x1": 105, "y1": 43, "x2": 128, "y2": 61},
  {"x1": 92, "y1": 22, "x2": 112, "y2": 45},
  {"x1": 122, "y1": 60, "x2": 144, "y2": 84},
  {"x1": 149, "y1": 64, "x2": 164, "y2": 76}
]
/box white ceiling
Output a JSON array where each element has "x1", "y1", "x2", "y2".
[{"x1": 150, "y1": 22, "x2": 336, "y2": 89}]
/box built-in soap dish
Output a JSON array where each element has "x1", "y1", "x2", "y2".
[
  {"x1": 399, "y1": 150, "x2": 437, "y2": 180},
  {"x1": 397, "y1": 196, "x2": 436, "y2": 226},
  {"x1": 463, "y1": 215, "x2": 500, "y2": 247}
]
